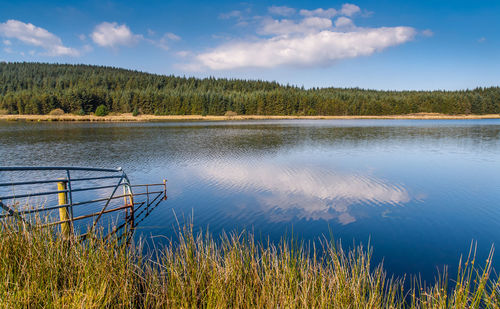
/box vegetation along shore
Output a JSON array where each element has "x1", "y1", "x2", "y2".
[
  {"x1": 1, "y1": 113, "x2": 500, "y2": 122},
  {"x1": 0, "y1": 220, "x2": 498, "y2": 308}
]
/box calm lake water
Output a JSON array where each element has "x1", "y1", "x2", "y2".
[{"x1": 1, "y1": 119, "x2": 499, "y2": 282}]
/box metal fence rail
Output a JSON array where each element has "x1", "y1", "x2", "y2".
[{"x1": 0, "y1": 166, "x2": 167, "y2": 240}]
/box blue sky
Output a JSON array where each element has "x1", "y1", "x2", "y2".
[{"x1": 0, "y1": 0, "x2": 498, "y2": 90}]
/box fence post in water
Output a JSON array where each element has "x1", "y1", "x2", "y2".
[
  {"x1": 163, "y1": 179, "x2": 167, "y2": 200},
  {"x1": 57, "y1": 179, "x2": 72, "y2": 237}
]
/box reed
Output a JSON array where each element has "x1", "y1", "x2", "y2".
[{"x1": 0, "y1": 220, "x2": 498, "y2": 308}]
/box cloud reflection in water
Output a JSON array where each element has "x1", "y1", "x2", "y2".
[{"x1": 196, "y1": 162, "x2": 410, "y2": 225}]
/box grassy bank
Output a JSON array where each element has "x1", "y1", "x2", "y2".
[
  {"x1": 0, "y1": 221, "x2": 498, "y2": 308},
  {"x1": 1, "y1": 113, "x2": 500, "y2": 122}
]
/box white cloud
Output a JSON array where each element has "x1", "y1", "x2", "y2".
[
  {"x1": 83, "y1": 44, "x2": 93, "y2": 53},
  {"x1": 477, "y1": 37, "x2": 486, "y2": 43},
  {"x1": 185, "y1": 4, "x2": 418, "y2": 70},
  {"x1": 91, "y1": 22, "x2": 142, "y2": 48},
  {"x1": 260, "y1": 17, "x2": 332, "y2": 35},
  {"x1": 176, "y1": 50, "x2": 192, "y2": 57},
  {"x1": 164, "y1": 32, "x2": 181, "y2": 41},
  {"x1": 0, "y1": 20, "x2": 79, "y2": 56},
  {"x1": 334, "y1": 17, "x2": 355, "y2": 30},
  {"x1": 193, "y1": 26, "x2": 416, "y2": 70},
  {"x1": 3, "y1": 39, "x2": 11, "y2": 45},
  {"x1": 219, "y1": 10, "x2": 242, "y2": 19},
  {"x1": 340, "y1": 3, "x2": 361, "y2": 16},
  {"x1": 300, "y1": 8, "x2": 337, "y2": 18},
  {"x1": 268, "y1": 6, "x2": 296, "y2": 16},
  {"x1": 151, "y1": 32, "x2": 181, "y2": 51},
  {"x1": 421, "y1": 29, "x2": 433, "y2": 37},
  {"x1": 78, "y1": 34, "x2": 86, "y2": 41}
]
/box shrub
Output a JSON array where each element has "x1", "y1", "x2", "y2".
[
  {"x1": 95, "y1": 105, "x2": 109, "y2": 117},
  {"x1": 76, "y1": 108, "x2": 86, "y2": 116},
  {"x1": 132, "y1": 107, "x2": 139, "y2": 117},
  {"x1": 0, "y1": 109, "x2": 9, "y2": 115},
  {"x1": 48, "y1": 108, "x2": 65, "y2": 116},
  {"x1": 224, "y1": 110, "x2": 237, "y2": 117}
]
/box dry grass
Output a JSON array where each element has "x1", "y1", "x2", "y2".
[
  {"x1": 224, "y1": 111, "x2": 238, "y2": 117},
  {"x1": 48, "y1": 108, "x2": 65, "y2": 115},
  {"x1": 0, "y1": 220, "x2": 498, "y2": 308},
  {"x1": 0, "y1": 113, "x2": 499, "y2": 122}
]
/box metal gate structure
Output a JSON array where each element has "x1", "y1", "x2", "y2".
[{"x1": 0, "y1": 166, "x2": 167, "y2": 241}]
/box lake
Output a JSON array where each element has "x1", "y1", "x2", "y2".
[{"x1": 1, "y1": 119, "x2": 499, "y2": 283}]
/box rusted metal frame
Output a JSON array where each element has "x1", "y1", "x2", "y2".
[
  {"x1": 103, "y1": 202, "x2": 145, "y2": 242},
  {"x1": 0, "y1": 201, "x2": 31, "y2": 227},
  {"x1": 0, "y1": 175, "x2": 122, "y2": 188},
  {"x1": 163, "y1": 179, "x2": 167, "y2": 200},
  {"x1": 0, "y1": 179, "x2": 63, "y2": 187},
  {"x1": 88, "y1": 173, "x2": 126, "y2": 233},
  {"x1": 71, "y1": 184, "x2": 126, "y2": 193},
  {"x1": 0, "y1": 203, "x2": 69, "y2": 218},
  {"x1": 0, "y1": 183, "x2": 125, "y2": 200},
  {"x1": 42, "y1": 204, "x2": 133, "y2": 228},
  {"x1": 0, "y1": 166, "x2": 122, "y2": 172},
  {"x1": 0, "y1": 167, "x2": 167, "y2": 245},
  {"x1": 130, "y1": 191, "x2": 163, "y2": 197},
  {"x1": 70, "y1": 175, "x2": 122, "y2": 182},
  {"x1": 133, "y1": 193, "x2": 162, "y2": 219},
  {"x1": 109, "y1": 190, "x2": 167, "y2": 244},
  {"x1": 122, "y1": 172, "x2": 134, "y2": 228},
  {"x1": 0, "y1": 194, "x2": 132, "y2": 218},
  {"x1": 0, "y1": 189, "x2": 69, "y2": 201},
  {"x1": 130, "y1": 183, "x2": 165, "y2": 187},
  {"x1": 65, "y1": 170, "x2": 75, "y2": 226},
  {"x1": 132, "y1": 193, "x2": 166, "y2": 229}
]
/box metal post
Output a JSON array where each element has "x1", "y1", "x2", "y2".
[
  {"x1": 163, "y1": 179, "x2": 167, "y2": 200},
  {"x1": 57, "y1": 180, "x2": 72, "y2": 237}
]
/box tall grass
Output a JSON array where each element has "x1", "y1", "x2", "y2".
[{"x1": 0, "y1": 220, "x2": 498, "y2": 308}]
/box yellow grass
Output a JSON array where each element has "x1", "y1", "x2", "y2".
[
  {"x1": 0, "y1": 219, "x2": 499, "y2": 308},
  {"x1": 0, "y1": 113, "x2": 499, "y2": 122}
]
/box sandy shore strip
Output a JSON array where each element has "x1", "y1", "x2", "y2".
[{"x1": 1, "y1": 113, "x2": 499, "y2": 122}]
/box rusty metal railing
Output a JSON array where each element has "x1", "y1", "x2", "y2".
[{"x1": 0, "y1": 166, "x2": 167, "y2": 240}]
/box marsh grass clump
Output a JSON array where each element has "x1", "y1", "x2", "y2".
[
  {"x1": 48, "y1": 108, "x2": 65, "y2": 115},
  {"x1": 224, "y1": 110, "x2": 237, "y2": 117},
  {"x1": 0, "y1": 219, "x2": 498, "y2": 308}
]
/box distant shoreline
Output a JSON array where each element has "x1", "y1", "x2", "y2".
[{"x1": 1, "y1": 113, "x2": 499, "y2": 122}]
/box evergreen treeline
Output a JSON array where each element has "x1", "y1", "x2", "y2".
[{"x1": 1, "y1": 62, "x2": 499, "y2": 115}]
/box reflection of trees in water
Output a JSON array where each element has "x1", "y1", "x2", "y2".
[{"x1": 1, "y1": 121, "x2": 499, "y2": 169}]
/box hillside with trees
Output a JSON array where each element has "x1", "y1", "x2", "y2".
[{"x1": 0, "y1": 62, "x2": 499, "y2": 116}]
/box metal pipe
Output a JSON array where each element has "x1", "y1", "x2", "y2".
[
  {"x1": 70, "y1": 184, "x2": 125, "y2": 193},
  {"x1": 0, "y1": 166, "x2": 122, "y2": 172},
  {"x1": 66, "y1": 170, "x2": 74, "y2": 222},
  {"x1": 0, "y1": 193, "x2": 133, "y2": 218},
  {"x1": 89, "y1": 174, "x2": 125, "y2": 233},
  {"x1": 0, "y1": 189, "x2": 69, "y2": 200},
  {"x1": 43, "y1": 204, "x2": 133, "y2": 227},
  {"x1": 0, "y1": 175, "x2": 122, "y2": 187}
]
